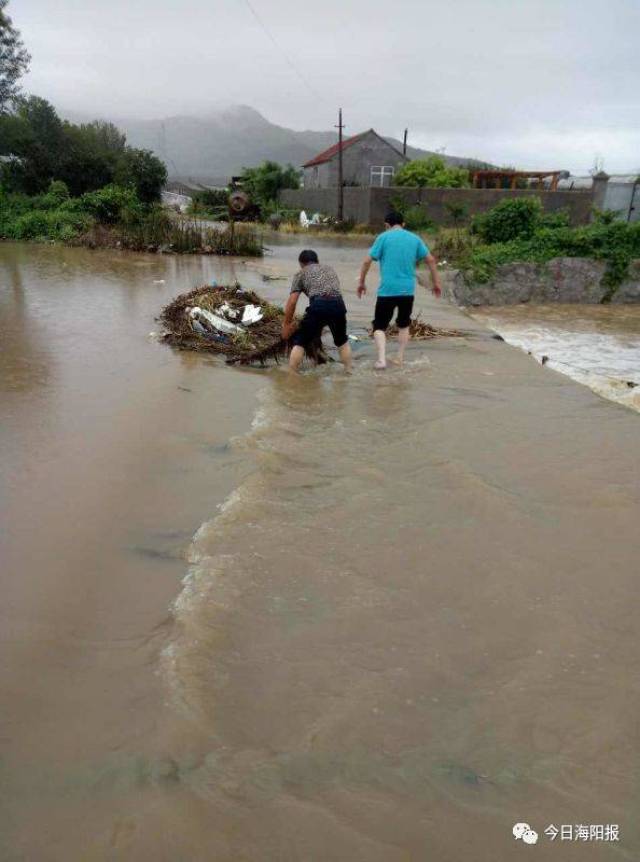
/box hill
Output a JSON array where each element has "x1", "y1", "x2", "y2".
[{"x1": 62, "y1": 105, "x2": 489, "y2": 185}]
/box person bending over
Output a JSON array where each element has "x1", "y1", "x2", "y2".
[
  {"x1": 358, "y1": 210, "x2": 442, "y2": 369},
  {"x1": 282, "y1": 250, "x2": 352, "y2": 373}
]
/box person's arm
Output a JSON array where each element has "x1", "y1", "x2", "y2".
[
  {"x1": 359, "y1": 235, "x2": 383, "y2": 297},
  {"x1": 357, "y1": 257, "x2": 373, "y2": 297},
  {"x1": 420, "y1": 253, "x2": 442, "y2": 298},
  {"x1": 282, "y1": 290, "x2": 301, "y2": 339}
]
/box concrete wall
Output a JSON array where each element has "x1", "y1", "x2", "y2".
[
  {"x1": 370, "y1": 187, "x2": 593, "y2": 227},
  {"x1": 604, "y1": 182, "x2": 640, "y2": 223},
  {"x1": 280, "y1": 186, "x2": 594, "y2": 227},
  {"x1": 280, "y1": 187, "x2": 370, "y2": 224}
]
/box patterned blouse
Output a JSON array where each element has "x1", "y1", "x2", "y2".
[{"x1": 290, "y1": 264, "x2": 343, "y2": 301}]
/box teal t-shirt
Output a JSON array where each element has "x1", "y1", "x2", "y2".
[{"x1": 369, "y1": 228, "x2": 429, "y2": 297}]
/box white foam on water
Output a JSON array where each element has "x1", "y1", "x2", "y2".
[{"x1": 475, "y1": 311, "x2": 640, "y2": 413}]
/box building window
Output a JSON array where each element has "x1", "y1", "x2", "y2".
[{"x1": 370, "y1": 165, "x2": 395, "y2": 187}]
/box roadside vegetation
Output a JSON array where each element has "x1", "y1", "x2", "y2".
[
  {"x1": 433, "y1": 198, "x2": 640, "y2": 290},
  {"x1": 0, "y1": 181, "x2": 262, "y2": 255}
]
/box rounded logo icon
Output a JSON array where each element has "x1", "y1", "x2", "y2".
[
  {"x1": 513, "y1": 823, "x2": 531, "y2": 840},
  {"x1": 522, "y1": 829, "x2": 539, "y2": 845}
]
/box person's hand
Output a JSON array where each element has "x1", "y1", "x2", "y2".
[
  {"x1": 432, "y1": 283, "x2": 442, "y2": 299},
  {"x1": 357, "y1": 283, "x2": 367, "y2": 298},
  {"x1": 282, "y1": 322, "x2": 296, "y2": 340}
]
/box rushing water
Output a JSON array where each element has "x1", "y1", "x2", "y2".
[
  {"x1": 1, "y1": 240, "x2": 639, "y2": 861},
  {"x1": 472, "y1": 305, "x2": 640, "y2": 413}
]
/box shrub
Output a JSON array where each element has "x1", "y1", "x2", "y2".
[
  {"x1": 472, "y1": 197, "x2": 543, "y2": 243},
  {"x1": 464, "y1": 220, "x2": 640, "y2": 286},
  {"x1": 40, "y1": 180, "x2": 70, "y2": 208},
  {"x1": 7, "y1": 207, "x2": 91, "y2": 240},
  {"x1": 403, "y1": 204, "x2": 435, "y2": 232},
  {"x1": 395, "y1": 156, "x2": 470, "y2": 189},
  {"x1": 538, "y1": 208, "x2": 570, "y2": 230},
  {"x1": 591, "y1": 207, "x2": 622, "y2": 226},
  {"x1": 79, "y1": 184, "x2": 142, "y2": 224}
]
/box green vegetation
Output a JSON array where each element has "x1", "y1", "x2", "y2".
[
  {"x1": 0, "y1": 180, "x2": 262, "y2": 255},
  {"x1": 395, "y1": 156, "x2": 470, "y2": 189},
  {"x1": 465, "y1": 222, "x2": 640, "y2": 288},
  {"x1": 0, "y1": 0, "x2": 29, "y2": 112},
  {"x1": 0, "y1": 96, "x2": 167, "y2": 199},
  {"x1": 434, "y1": 198, "x2": 640, "y2": 290},
  {"x1": 471, "y1": 197, "x2": 544, "y2": 243},
  {"x1": 188, "y1": 188, "x2": 230, "y2": 220},
  {"x1": 237, "y1": 160, "x2": 300, "y2": 211}
]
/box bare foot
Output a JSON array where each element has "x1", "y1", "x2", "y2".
[
  {"x1": 374, "y1": 359, "x2": 387, "y2": 370},
  {"x1": 390, "y1": 357, "x2": 404, "y2": 367}
]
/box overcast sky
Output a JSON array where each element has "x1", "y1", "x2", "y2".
[{"x1": 12, "y1": 0, "x2": 640, "y2": 173}]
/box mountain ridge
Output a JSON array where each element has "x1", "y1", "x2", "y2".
[{"x1": 60, "y1": 105, "x2": 490, "y2": 183}]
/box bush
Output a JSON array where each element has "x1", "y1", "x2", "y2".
[
  {"x1": 395, "y1": 156, "x2": 470, "y2": 189},
  {"x1": 464, "y1": 220, "x2": 640, "y2": 286},
  {"x1": 472, "y1": 197, "x2": 543, "y2": 243},
  {"x1": 40, "y1": 180, "x2": 70, "y2": 208},
  {"x1": 403, "y1": 204, "x2": 435, "y2": 232},
  {"x1": 7, "y1": 207, "x2": 92, "y2": 241},
  {"x1": 538, "y1": 208, "x2": 570, "y2": 230},
  {"x1": 79, "y1": 184, "x2": 142, "y2": 224}
]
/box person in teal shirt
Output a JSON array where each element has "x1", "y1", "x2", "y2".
[{"x1": 358, "y1": 210, "x2": 442, "y2": 368}]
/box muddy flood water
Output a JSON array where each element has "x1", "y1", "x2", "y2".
[{"x1": 1, "y1": 238, "x2": 639, "y2": 861}]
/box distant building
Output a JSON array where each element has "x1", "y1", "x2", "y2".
[{"x1": 303, "y1": 129, "x2": 408, "y2": 189}]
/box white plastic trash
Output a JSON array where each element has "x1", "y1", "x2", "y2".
[
  {"x1": 299, "y1": 210, "x2": 310, "y2": 229},
  {"x1": 188, "y1": 306, "x2": 242, "y2": 335},
  {"x1": 241, "y1": 304, "x2": 263, "y2": 325}
]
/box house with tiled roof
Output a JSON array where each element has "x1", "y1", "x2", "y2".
[{"x1": 303, "y1": 129, "x2": 408, "y2": 189}]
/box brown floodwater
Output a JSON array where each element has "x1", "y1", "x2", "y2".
[{"x1": 1, "y1": 239, "x2": 639, "y2": 861}]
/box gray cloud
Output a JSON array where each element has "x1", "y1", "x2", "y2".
[{"x1": 13, "y1": 0, "x2": 640, "y2": 173}]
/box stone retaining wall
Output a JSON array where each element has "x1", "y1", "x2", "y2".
[{"x1": 442, "y1": 258, "x2": 640, "y2": 305}]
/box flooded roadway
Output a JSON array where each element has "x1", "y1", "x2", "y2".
[{"x1": 1, "y1": 239, "x2": 639, "y2": 860}]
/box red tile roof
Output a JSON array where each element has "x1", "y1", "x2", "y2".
[{"x1": 303, "y1": 131, "x2": 368, "y2": 168}]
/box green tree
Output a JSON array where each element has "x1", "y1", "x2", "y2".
[
  {"x1": 395, "y1": 156, "x2": 470, "y2": 189},
  {"x1": 0, "y1": 0, "x2": 30, "y2": 113},
  {"x1": 238, "y1": 161, "x2": 300, "y2": 208},
  {"x1": 59, "y1": 121, "x2": 126, "y2": 196},
  {"x1": 115, "y1": 148, "x2": 167, "y2": 203},
  {"x1": 2, "y1": 96, "x2": 65, "y2": 193}
]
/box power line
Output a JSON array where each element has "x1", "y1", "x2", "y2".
[{"x1": 242, "y1": 0, "x2": 325, "y2": 103}]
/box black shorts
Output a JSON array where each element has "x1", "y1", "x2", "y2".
[
  {"x1": 292, "y1": 297, "x2": 348, "y2": 348},
  {"x1": 372, "y1": 295, "x2": 414, "y2": 331}
]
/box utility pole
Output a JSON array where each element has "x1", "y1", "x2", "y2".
[
  {"x1": 403, "y1": 128, "x2": 408, "y2": 156},
  {"x1": 335, "y1": 108, "x2": 345, "y2": 222}
]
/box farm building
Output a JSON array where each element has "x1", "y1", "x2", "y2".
[{"x1": 303, "y1": 129, "x2": 408, "y2": 189}]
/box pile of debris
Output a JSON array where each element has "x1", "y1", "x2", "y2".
[
  {"x1": 159, "y1": 284, "x2": 329, "y2": 366},
  {"x1": 376, "y1": 314, "x2": 465, "y2": 340},
  {"x1": 159, "y1": 285, "x2": 289, "y2": 365}
]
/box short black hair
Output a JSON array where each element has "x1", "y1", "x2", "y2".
[
  {"x1": 384, "y1": 210, "x2": 404, "y2": 227},
  {"x1": 298, "y1": 249, "x2": 319, "y2": 265}
]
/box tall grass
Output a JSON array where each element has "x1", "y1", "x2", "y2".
[{"x1": 118, "y1": 212, "x2": 263, "y2": 256}]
